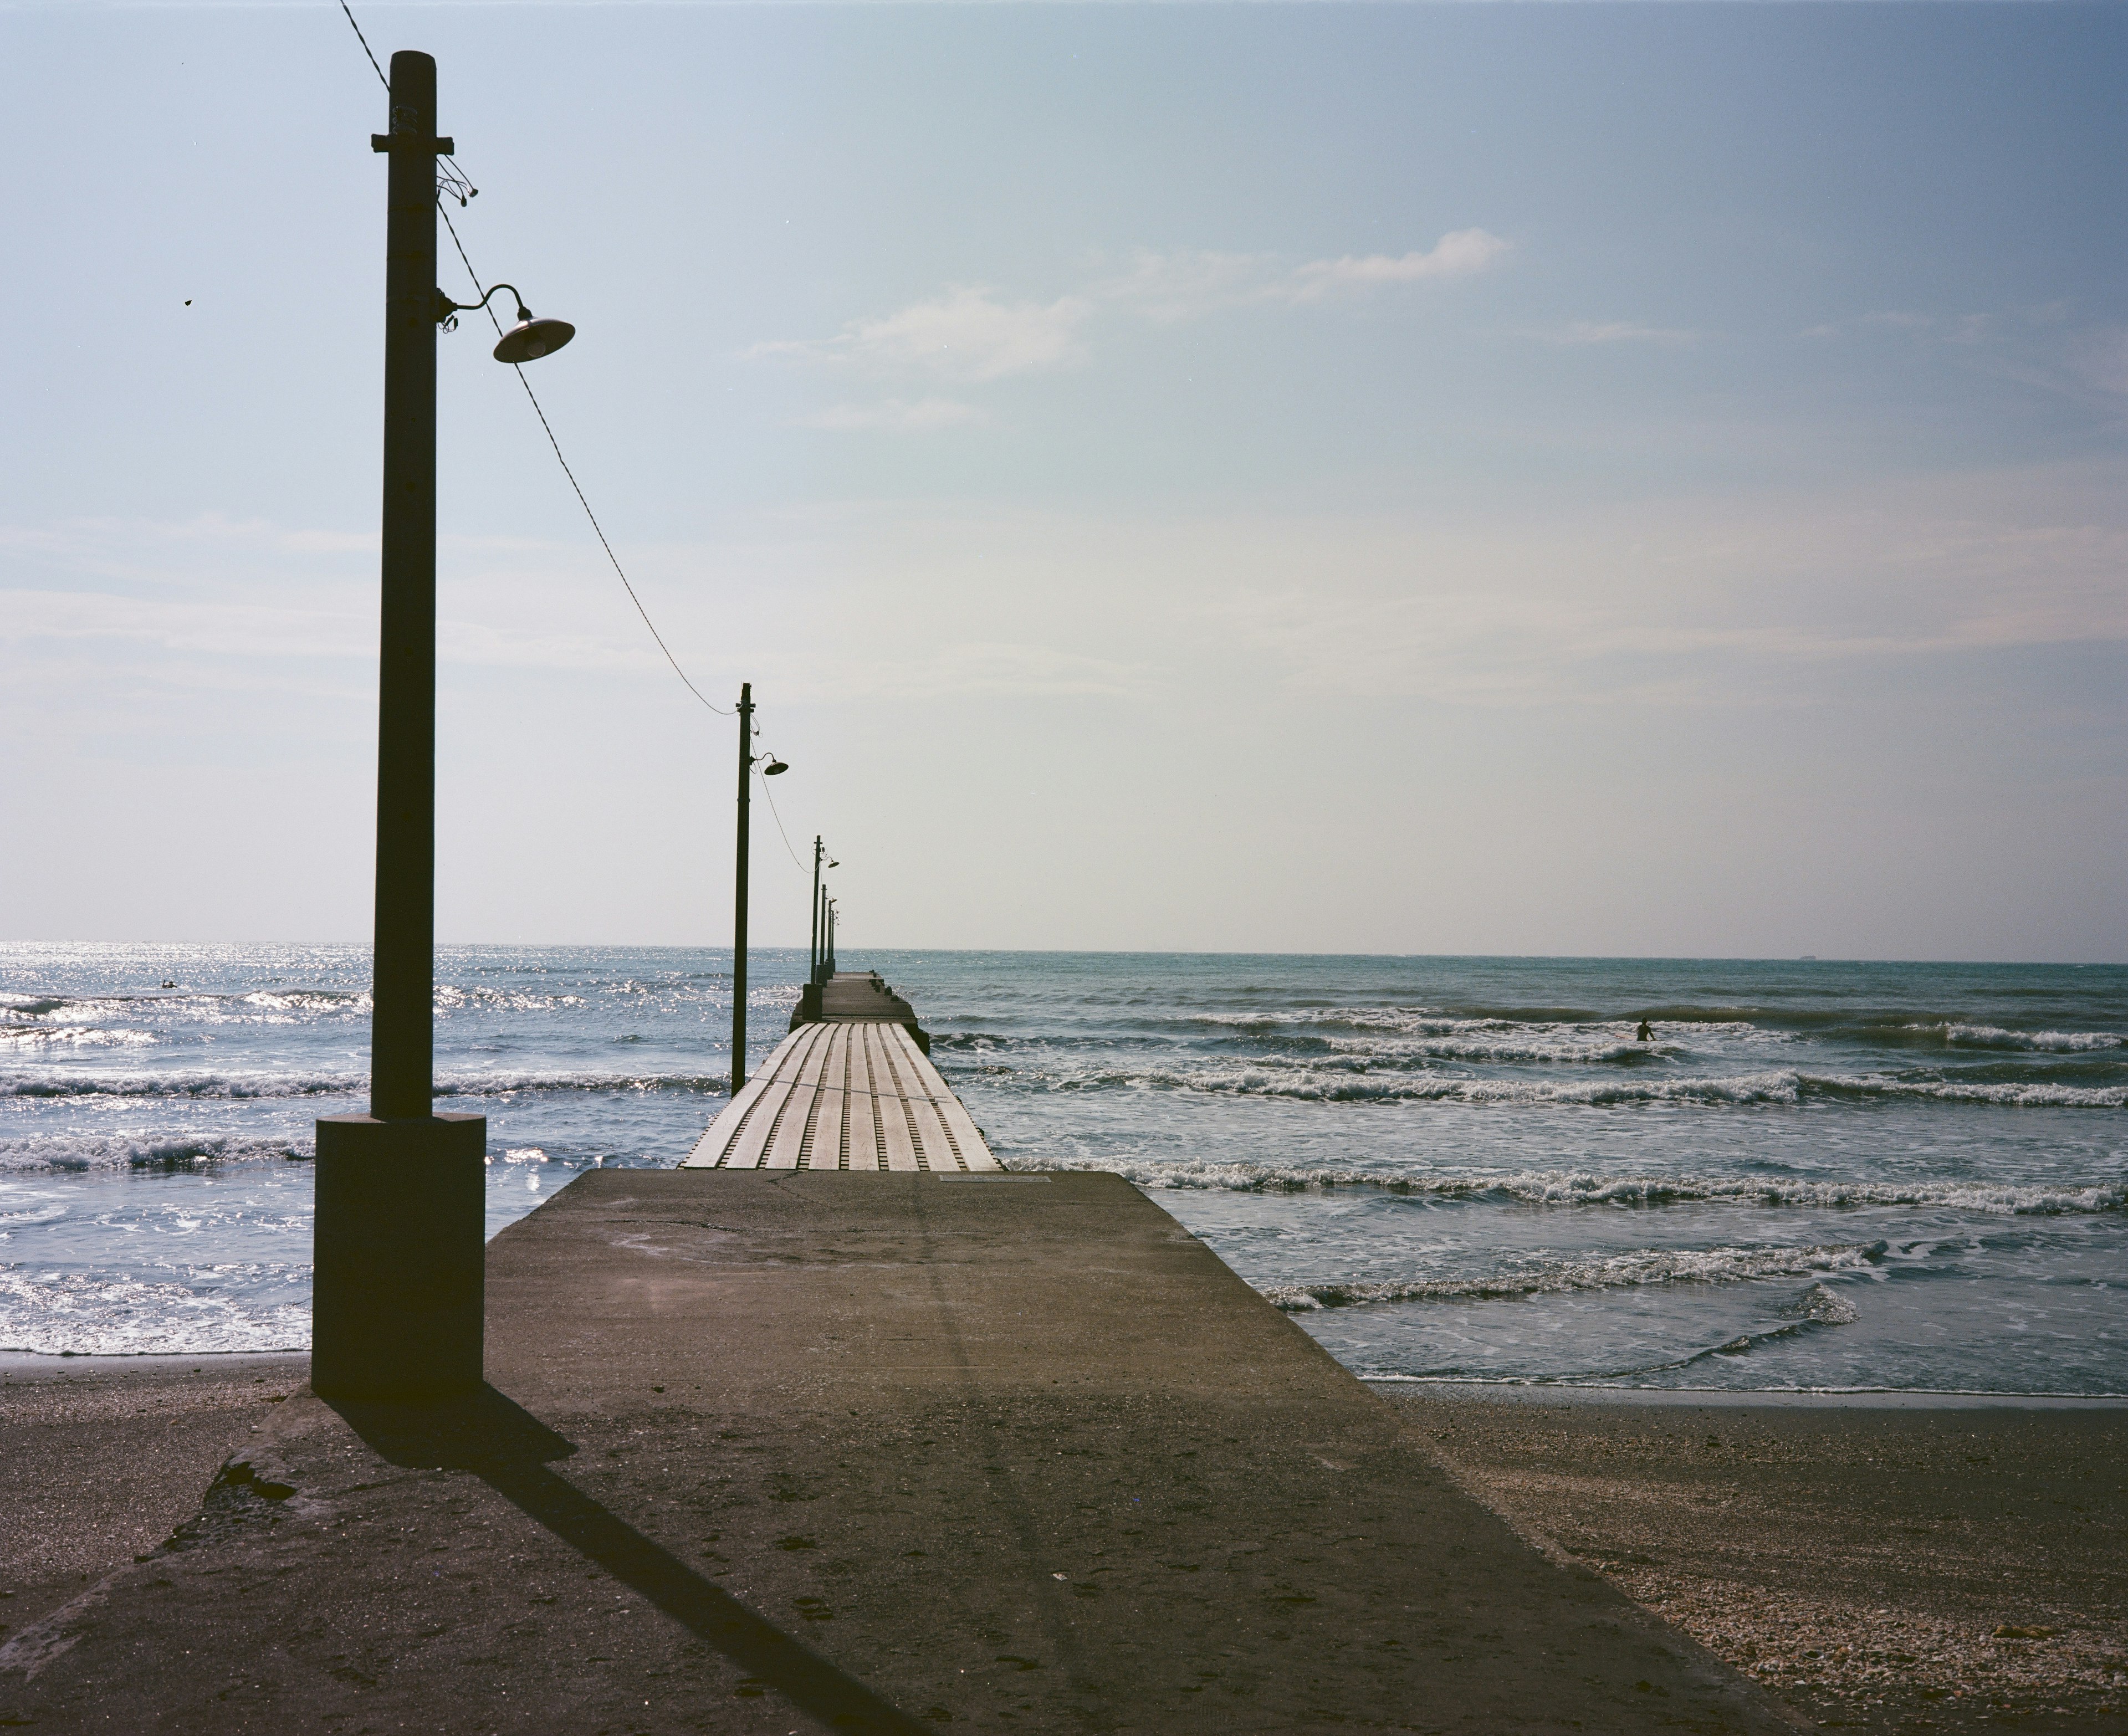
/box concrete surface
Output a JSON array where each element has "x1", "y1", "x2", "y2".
[{"x1": 0, "y1": 1172, "x2": 1796, "y2": 1734}]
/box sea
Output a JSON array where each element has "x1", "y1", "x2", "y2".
[{"x1": 3, "y1": 944, "x2": 2123, "y2": 1395}]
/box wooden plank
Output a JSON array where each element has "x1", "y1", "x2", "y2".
[
  {"x1": 684, "y1": 1009, "x2": 998, "y2": 1172},
  {"x1": 827, "y1": 1025, "x2": 857, "y2": 1170},
  {"x1": 681, "y1": 1061, "x2": 782, "y2": 1168},
  {"x1": 871, "y1": 1024, "x2": 945, "y2": 1170},
  {"x1": 879, "y1": 1025, "x2": 964, "y2": 1171},
  {"x1": 791, "y1": 1025, "x2": 838, "y2": 1170},
  {"x1": 858, "y1": 1024, "x2": 920, "y2": 1171},
  {"x1": 720, "y1": 1026, "x2": 821, "y2": 1170},
  {"x1": 755, "y1": 1022, "x2": 833, "y2": 1169},
  {"x1": 884, "y1": 1023, "x2": 1000, "y2": 1170},
  {"x1": 763, "y1": 1021, "x2": 836, "y2": 1170}
]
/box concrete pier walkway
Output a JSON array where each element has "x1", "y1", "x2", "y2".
[{"x1": 1, "y1": 1169, "x2": 1791, "y2": 1734}]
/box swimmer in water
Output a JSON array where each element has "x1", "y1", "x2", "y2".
[{"x1": 1635, "y1": 1018, "x2": 1654, "y2": 1042}]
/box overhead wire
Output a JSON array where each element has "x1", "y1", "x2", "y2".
[
  {"x1": 338, "y1": 0, "x2": 388, "y2": 91},
  {"x1": 343, "y1": 2, "x2": 848, "y2": 894},
  {"x1": 755, "y1": 766, "x2": 810, "y2": 873},
  {"x1": 435, "y1": 202, "x2": 735, "y2": 719}
]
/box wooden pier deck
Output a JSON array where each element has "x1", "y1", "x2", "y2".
[
  {"x1": 812, "y1": 970, "x2": 920, "y2": 1025},
  {"x1": 687, "y1": 1012, "x2": 999, "y2": 1171}
]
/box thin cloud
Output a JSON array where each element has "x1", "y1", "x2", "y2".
[
  {"x1": 1094, "y1": 249, "x2": 1271, "y2": 323},
  {"x1": 1271, "y1": 229, "x2": 1511, "y2": 303},
  {"x1": 748, "y1": 286, "x2": 1092, "y2": 382},
  {"x1": 1097, "y1": 230, "x2": 1510, "y2": 320},
  {"x1": 751, "y1": 229, "x2": 1511, "y2": 378},
  {"x1": 1803, "y1": 310, "x2": 1989, "y2": 344}
]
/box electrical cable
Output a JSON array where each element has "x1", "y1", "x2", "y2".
[
  {"x1": 340, "y1": 0, "x2": 730, "y2": 721},
  {"x1": 339, "y1": 0, "x2": 388, "y2": 91},
  {"x1": 756, "y1": 767, "x2": 810, "y2": 873},
  {"x1": 436, "y1": 202, "x2": 734, "y2": 719},
  {"x1": 345, "y1": 3, "x2": 843, "y2": 922}
]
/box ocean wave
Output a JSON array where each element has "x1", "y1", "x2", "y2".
[
  {"x1": 0, "y1": 1133, "x2": 311, "y2": 1171},
  {"x1": 0, "y1": 1264, "x2": 311, "y2": 1355},
  {"x1": 1815, "y1": 1075, "x2": 2128, "y2": 1108},
  {"x1": 0, "y1": 1070, "x2": 727, "y2": 1102},
  {"x1": 1022, "y1": 1158, "x2": 2127, "y2": 1215},
  {"x1": 432, "y1": 986, "x2": 588, "y2": 1012},
  {"x1": 1017, "y1": 1059, "x2": 2126, "y2": 1108},
  {"x1": 0, "y1": 1072, "x2": 364, "y2": 1100},
  {"x1": 1260, "y1": 1242, "x2": 1883, "y2": 1310},
  {"x1": 1798, "y1": 1281, "x2": 1860, "y2": 1325},
  {"x1": 0, "y1": 1024, "x2": 158, "y2": 1048},
  {"x1": 1934, "y1": 1023, "x2": 2125, "y2": 1053},
  {"x1": 1042, "y1": 1063, "x2": 1809, "y2": 1105},
  {"x1": 238, "y1": 990, "x2": 370, "y2": 1014}
]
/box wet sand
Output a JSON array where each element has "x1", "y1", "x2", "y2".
[
  {"x1": 1391, "y1": 1388, "x2": 2128, "y2": 1735},
  {"x1": 0, "y1": 1353, "x2": 308, "y2": 1641}
]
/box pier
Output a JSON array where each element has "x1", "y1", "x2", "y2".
[
  {"x1": 0, "y1": 980, "x2": 1792, "y2": 1734},
  {"x1": 687, "y1": 973, "x2": 992, "y2": 1171}
]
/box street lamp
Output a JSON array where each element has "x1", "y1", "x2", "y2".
[
  {"x1": 809, "y1": 840, "x2": 839, "y2": 991},
  {"x1": 437, "y1": 282, "x2": 576, "y2": 365},
  {"x1": 313, "y1": 49, "x2": 574, "y2": 1405},
  {"x1": 730, "y1": 688, "x2": 791, "y2": 1092}
]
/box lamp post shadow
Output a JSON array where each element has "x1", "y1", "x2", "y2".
[{"x1": 321, "y1": 1386, "x2": 932, "y2": 1736}]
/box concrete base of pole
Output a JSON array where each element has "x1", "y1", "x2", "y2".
[{"x1": 311, "y1": 1113, "x2": 485, "y2": 1401}]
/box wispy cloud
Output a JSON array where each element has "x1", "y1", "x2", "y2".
[
  {"x1": 750, "y1": 228, "x2": 1511, "y2": 381},
  {"x1": 1093, "y1": 249, "x2": 1270, "y2": 323},
  {"x1": 1802, "y1": 310, "x2": 1990, "y2": 344},
  {"x1": 1271, "y1": 230, "x2": 1511, "y2": 303},
  {"x1": 794, "y1": 398, "x2": 989, "y2": 433},
  {"x1": 1096, "y1": 229, "x2": 1511, "y2": 321},
  {"x1": 748, "y1": 286, "x2": 1092, "y2": 382}
]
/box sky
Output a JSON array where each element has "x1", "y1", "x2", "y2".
[{"x1": 2, "y1": 1, "x2": 2124, "y2": 960}]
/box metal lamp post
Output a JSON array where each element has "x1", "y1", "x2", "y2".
[
  {"x1": 729, "y1": 684, "x2": 786, "y2": 1090},
  {"x1": 313, "y1": 49, "x2": 572, "y2": 1403},
  {"x1": 808, "y1": 839, "x2": 838, "y2": 989}
]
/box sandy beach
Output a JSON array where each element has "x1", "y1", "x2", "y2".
[
  {"x1": 1393, "y1": 1388, "x2": 2128, "y2": 1735},
  {"x1": 7, "y1": 1355, "x2": 2126, "y2": 1733},
  {"x1": 0, "y1": 1353, "x2": 308, "y2": 1642}
]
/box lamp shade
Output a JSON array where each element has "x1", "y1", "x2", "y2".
[{"x1": 494, "y1": 316, "x2": 575, "y2": 365}]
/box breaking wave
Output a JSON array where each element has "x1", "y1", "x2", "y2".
[
  {"x1": 1928, "y1": 1023, "x2": 2122, "y2": 1053},
  {"x1": 0, "y1": 1133, "x2": 311, "y2": 1171},
  {"x1": 1021, "y1": 1157, "x2": 2127, "y2": 1215},
  {"x1": 0, "y1": 1024, "x2": 158, "y2": 1048},
  {"x1": 1260, "y1": 1242, "x2": 1883, "y2": 1310},
  {"x1": 0, "y1": 1264, "x2": 311, "y2": 1356},
  {"x1": 1019, "y1": 1059, "x2": 2126, "y2": 1108},
  {"x1": 0, "y1": 1071, "x2": 727, "y2": 1102}
]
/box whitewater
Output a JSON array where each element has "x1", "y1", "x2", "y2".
[{"x1": 2, "y1": 945, "x2": 2122, "y2": 1394}]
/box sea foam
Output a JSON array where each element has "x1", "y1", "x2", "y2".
[{"x1": 1259, "y1": 1242, "x2": 1883, "y2": 1310}]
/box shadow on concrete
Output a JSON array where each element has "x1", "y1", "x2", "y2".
[{"x1": 326, "y1": 1386, "x2": 931, "y2": 1735}]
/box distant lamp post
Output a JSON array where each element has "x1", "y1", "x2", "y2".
[
  {"x1": 730, "y1": 687, "x2": 789, "y2": 1093},
  {"x1": 809, "y1": 841, "x2": 840, "y2": 989},
  {"x1": 313, "y1": 48, "x2": 574, "y2": 1405}
]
